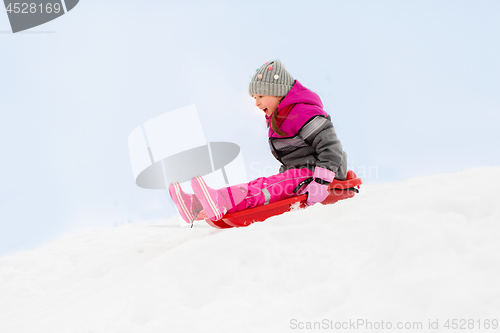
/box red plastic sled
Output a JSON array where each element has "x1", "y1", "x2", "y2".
[{"x1": 200, "y1": 170, "x2": 362, "y2": 229}]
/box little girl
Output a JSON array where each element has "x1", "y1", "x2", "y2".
[{"x1": 169, "y1": 60, "x2": 347, "y2": 223}]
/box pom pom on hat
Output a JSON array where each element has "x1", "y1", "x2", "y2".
[{"x1": 249, "y1": 60, "x2": 294, "y2": 97}]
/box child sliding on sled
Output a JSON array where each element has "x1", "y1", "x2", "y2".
[{"x1": 169, "y1": 59, "x2": 347, "y2": 223}]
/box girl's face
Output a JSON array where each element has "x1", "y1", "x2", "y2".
[{"x1": 253, "y1": 95, "x2": 282, "y2": 117}]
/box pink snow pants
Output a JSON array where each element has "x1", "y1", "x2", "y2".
[{"x1": 222, "y1": 168, "x2": 313, "y2": 214}]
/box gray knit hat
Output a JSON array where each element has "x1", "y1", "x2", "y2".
[{"x1": 248, "y1": 59, "x2": 294, "y2": 97}]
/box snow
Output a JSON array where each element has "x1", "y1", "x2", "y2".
[{"x1": 1, "y1": 168, "x2": 500, "y2": 333}]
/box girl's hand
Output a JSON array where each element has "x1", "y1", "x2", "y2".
[{"x1": 299, "y1": 167, "x2": 335, "y2": 206}]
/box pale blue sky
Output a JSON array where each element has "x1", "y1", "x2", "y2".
[{"x1": 1, "y1": 0, "x2": 499, "y2": 256}]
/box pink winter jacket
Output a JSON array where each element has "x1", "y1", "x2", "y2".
[{"x1": 267, "y1": 81, "x2": 347, "y2": 180}]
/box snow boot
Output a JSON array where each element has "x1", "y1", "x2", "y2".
[
  {"x1": 191, "y1": 176, "x2": 250, "y2": 221},
  {"x1": 191, "y1": 176, "x2": 230, "y2": 221},
  {"x1": 168, "y1": 182, "x2": 203, "y2": 224}
]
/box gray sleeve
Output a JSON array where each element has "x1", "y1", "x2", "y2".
[
  {"x1": 273, "y1": 115, "x2": 347, "y2": 177},
  {"x1": 310, "y1": 119, "x2": 345, "y2": 174}
]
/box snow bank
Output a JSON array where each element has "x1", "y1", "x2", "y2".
[{"x1": 1, "y1": 168, "x2": 499, "y2": 333}]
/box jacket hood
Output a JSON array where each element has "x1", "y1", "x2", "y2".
[{"x1": 278, "y1": 80, "x2": 323, "y2": 110}]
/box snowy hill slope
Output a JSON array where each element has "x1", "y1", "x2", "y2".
[{"x1": 1, "y1": 168, "x2": 500, "y2": 333}]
